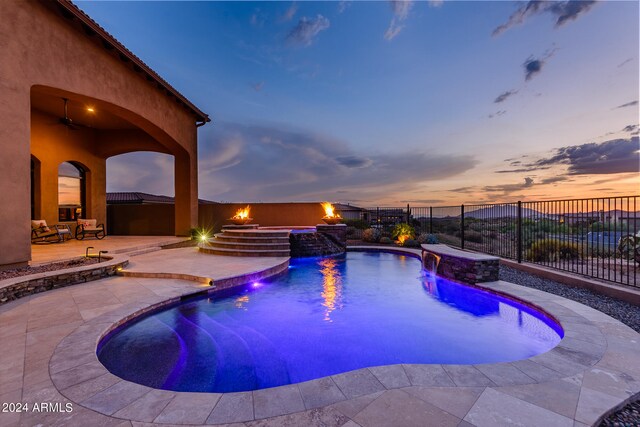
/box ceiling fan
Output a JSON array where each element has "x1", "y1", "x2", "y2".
[{"x1": 58, "y1": 98, "x2": 89, "y2": 130}]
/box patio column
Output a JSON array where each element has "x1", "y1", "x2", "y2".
[
  {"x1": 0, "y1": 88, "x2": 30, "y2": 268},
  {"x1": 174, "y1": 150, "x2": 198, "y2": 236}
]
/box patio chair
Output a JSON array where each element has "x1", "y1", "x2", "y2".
[
  {"x1": 75, "y1": 219, "x2": 106, "y2": 240},
  {"x1": 31, "y1": 220, "x2": 72, "y2": 244}
]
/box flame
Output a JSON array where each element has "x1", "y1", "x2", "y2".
[
  {"x1": 397, "y1": 235, "x2": 409, "y2": 244},
  {"x1": 319, "y1": 258, "x2": 343, "y2": 322},
  {"x1": 232, "y1": 205, "x2": 251, "y2": 220},
  {"x1": 321, "y1": 202, "x2": 341, "y2": 219}
]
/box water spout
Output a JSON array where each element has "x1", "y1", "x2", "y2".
[{"x1": 422, "y1": 252, "x2": 441, "y2": 276}]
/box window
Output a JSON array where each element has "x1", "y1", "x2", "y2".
[{"x1": 58, "y1": 162, "x2": 85, "y2": 221}]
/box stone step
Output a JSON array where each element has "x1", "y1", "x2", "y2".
[
  {"x1": 214, "y1": 233, "x2": 290, "y2": 243},
  {"x1": 208, "y1": 241, "x2": 290, "y2": 251},
  {"x1": 199, "y1": 246, "x2": 290, "y2": 257},
  {"x1": 222, "y1": 230, "x2": 290, "y2": 238},
  {"x1": 125, "y1": 246, "x2": 163, "y2": 257}
]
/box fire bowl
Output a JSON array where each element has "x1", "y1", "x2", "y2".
[
  {"x1": 229, "y1": 217, "x2": 253, "y2": 225},
  {"x1": 321, "y1": 217, "x2": 342, "y2": 225}
]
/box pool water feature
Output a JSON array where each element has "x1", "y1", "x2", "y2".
[{"x1": 98, "y1": 252, "x2": 563, "y2": 393}]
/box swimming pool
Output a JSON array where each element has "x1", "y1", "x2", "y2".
[{"x1": 98, "y1": 252, "x2": 563, "y2": 393}]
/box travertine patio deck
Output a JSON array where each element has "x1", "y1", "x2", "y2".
[
  {"x1": 30, "y1": 236, "x2": 189, "y2": 265},
  {"x1": 1, "y1": 247, "x2": 639, "y2": 427}
]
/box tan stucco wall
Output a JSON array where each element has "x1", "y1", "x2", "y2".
[
  {"x1": 107, "y1": 203, "x2": 327, "y2": 236},
  {"x1": 201, "y1": 203, "x2": 327, "y2": 232},
  {"x1": 0, "y1": 1, "x2": 202, "y2": 267}
]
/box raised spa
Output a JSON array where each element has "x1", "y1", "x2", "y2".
[{"x1": 98, "y1": 252, "x2": 563, "y2": 393}]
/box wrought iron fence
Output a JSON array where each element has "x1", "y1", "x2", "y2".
[{"x1": 338, "y1": 196, "x2": 639, "y2": 288}]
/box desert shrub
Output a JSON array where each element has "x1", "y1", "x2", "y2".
[
  {"x1": 489, "y1": 231, "x2": 498, "y2": 240},
  {"x1": 343, "y1": 219, "x2": 369, "y2": 230},
  {"x1": 391, "y1": 223, "x2": 415, "y2": 241},
  {"x1": 417, "y1": 233, "x2": 439, "y2": 244},
  {"x1": 403, "y1": 239, "x2": 420, "y2": 248},
  {"x1": 464, "y1": 230, "x2": 483, "y2": 243},
  {"x1": 362, "y1": 228, "x2": 381, "y2": 243},
  {"x1": 345, "y1": 226, "x2": 357, "y2": 238},
  {"x1": 379, "y1": 236, "x2": 392, "y2": 244},
  {"x1": 526, "y1": 239, "x2": 582, "y2": 262}
]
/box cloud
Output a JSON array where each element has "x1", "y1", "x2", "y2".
[
  {"x1": 495, "y1": 166, "x2": 551, "y2": 174},
  {"x1": 196, "y1": 122, "x2": 476, "y2": 202},
  {"x1": 484, "y1": 177, "x2": 534, "y2": 195},
  {"x1": 385, "y1": 0, "x2": 414, "y2": 41},
  {"x1": 488, "y1": 110, "x2": 507, "y2": 119},
  {"x1": 614, "y1": 100, "x2": 638, "y2": 109},
  {"x1": 280, "y1": 3, "x2": 298, "y2": 23},
  {"x1": 531, "y1": 137, "x2": 640, "y2": 175},
  {"x1": 286, "y1": 15, "x2": 330, "y2": 47},
  {"x1": 250, "y1": 9, "x2": 266, "y2": 28},
  {"x1": 494, "y1": 90, "x2": 518, "y2": 103},
  {"x1": 493, "y1": 0, "x2": 597, "y2": 36},
  {"x1": 335, "y1": 155, "x2": 373, "y2": 168},
  {"x1": 524, "y1": 57, "x2": 545, "y2": 81},
  {"x1": 107, "y1": 152, "x2": 174, "y2": 196},
  {"x1": 623, "y1": 124, "x2": 639, "y2": 135},
  {"x1": 251, "y1": 81, "x2": 265, "y2": 92},
  {"x1": 617, "y1": 57, "x2": 634, "y2": 68},
  {"x1": 337, "y1": 1, "x2": 351, "y2": 14}
]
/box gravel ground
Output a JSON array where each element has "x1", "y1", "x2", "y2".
[
  {"x1": 499, "y1": 265, "x2": 640, "y2": 333},
  {"x1": 499, "y1": 265, "x2": 640, "y2": 426},
  {"x1": 0, "y1": 257, "x2": 100, "y2": 280}
]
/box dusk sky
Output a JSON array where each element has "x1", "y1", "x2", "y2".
[{"x1": 77, "y1": 1, "x2": 639, "y2": 206}]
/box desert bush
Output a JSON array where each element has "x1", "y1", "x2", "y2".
[
  {"x1": 391, "y1": 223, "x2": 415, "y2": 241},
  {"x1": 403, "y1": 239, "x2": 420, "y2": 248},
  {"x1": 417, "y1": 233, "x2": 439, "y2": 244},
  {"x1": 379, "y1": 236, "x2": 392, "y2": 244},
  {"x1": 526, "y1": 239, "x2": 582, "y2": 262},
  {"x1": 345, "y1": 226, "x2": 357, "y2": 238},
  {"x1": 464, "y1": 230, "x2": 483, "y2": 243},
  {"x1": 362, "y1": 228, "x2": 381, "y2": 243},
  {"x1": 343, "y1": 219, "x2": 369, "y2": 230}
]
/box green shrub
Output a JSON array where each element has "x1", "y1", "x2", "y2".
[
  {"x1": 379, "y1": 236, "x2": 392, "y2": 244},
  {"x1": 526, "y1": 239, "x2": 582, "y2": 262},
  {"x1": 362, "y1": 228, "x2": 381, "y2": 243},
  {"x1": 417, "y1": 233, "x2": 438, "y2": 244},
  {"x1": 391, "y1": 223, "x2": 415, "y2": 241},
  {"x1": 464, "y1": 230, "x2": 482, "y2": 243},
  {"x1": 403, "y1": 239, "x2": 420, "y2": 248}
]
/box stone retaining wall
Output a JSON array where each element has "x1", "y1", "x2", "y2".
[
  {"x1": 0, "y1": 257, "x2": 128, "y2": 303},
  {"x1": 290, "y1": 225, "x2": 347, "y2": 257},
  {"x1": 422, "y1": 244, "x2": 499, "y2": 284}
]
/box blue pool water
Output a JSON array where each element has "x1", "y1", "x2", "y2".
[{"x1": 98, "y1": 252, "x2": 563, "y2": 392}]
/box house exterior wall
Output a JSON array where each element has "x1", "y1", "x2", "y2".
[{"x1": 0, "y1": 1, "x2": 203, "y2": 268}]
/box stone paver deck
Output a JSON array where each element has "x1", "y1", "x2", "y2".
[
  {"x1": 30, "y1": 236, "x2": 188, "y2": 265},
  {"x1": 1, "y1": 247, "x2": 639, "y2": 427}
]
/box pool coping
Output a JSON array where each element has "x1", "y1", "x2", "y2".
[{"x1": 48, "y1": 247, "x2": 640, "y2": 426}]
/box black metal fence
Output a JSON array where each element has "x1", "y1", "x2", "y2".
[{"x1": 338, "y1": 196, "x2": 639, "y2": 288}]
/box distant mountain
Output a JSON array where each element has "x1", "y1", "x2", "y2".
[{"x1": 463, "y1": 205, "x2": 546, "y2": 219}]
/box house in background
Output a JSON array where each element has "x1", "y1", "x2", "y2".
[{"x1": 0, "y1": 0, "x2": 209, "y2": 269}]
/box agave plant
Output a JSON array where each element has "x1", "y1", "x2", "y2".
[{"x1": 617, "y1": 232, "x2": 640, "y2": 264}]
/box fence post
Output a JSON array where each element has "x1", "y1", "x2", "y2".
[
  {"x1": 406, "y1": 204, "x2": 410, "y2": 224},
  {"x1": 461, "y1": 204, "x2": 465, "y2": 250},
  {"x1": 517, "y1": 201, "x2": 522, "y2": 263},
  {"x1": 429, "y1": 206, "x2": 433, "y2": 234}
]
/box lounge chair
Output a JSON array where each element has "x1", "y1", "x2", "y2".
[
  {"x1": 31, "y1": 220, "x2": 72, "y2": 243},
  {"x1": 75, "y1": 219, "x2": 106, "y2": 240}
]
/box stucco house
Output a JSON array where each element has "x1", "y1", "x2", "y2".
[{"x1": 0, "y1": 0, "x2": 210, "y2": 269}]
